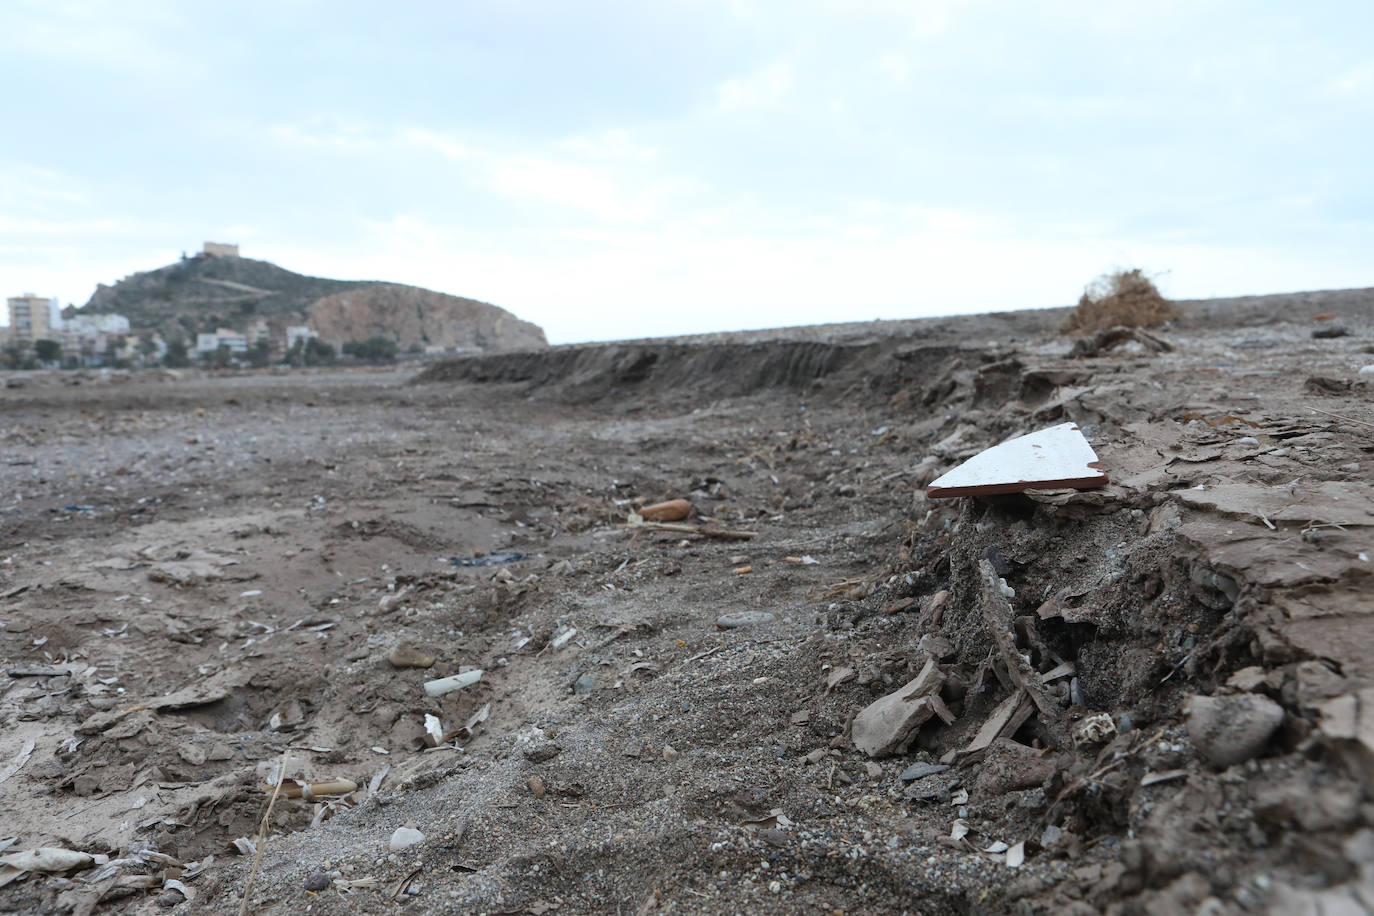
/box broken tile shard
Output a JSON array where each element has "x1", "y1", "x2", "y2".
[{"x1": 925, "y1": 422, "x2": 1108, "y2": 499}]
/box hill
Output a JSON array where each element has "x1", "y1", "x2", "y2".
[{"x1": 80, "y1": 253, "x2": 546, "y2": 351}]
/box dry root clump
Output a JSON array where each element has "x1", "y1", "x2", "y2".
[{"x1": 1060, "y1": 269, "x2": 1182, "y2": 335}]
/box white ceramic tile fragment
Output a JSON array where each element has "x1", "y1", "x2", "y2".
[{"x1": 925, "y1": 422, "x2": 1108, "y2": 499}]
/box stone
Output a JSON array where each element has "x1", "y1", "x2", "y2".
[
  {"x1": 387, "y1": 644, "x2": 437, "y2": 669},
  {"x1": 524, "y1": 741, "x2": 561, "y2": 763},
  {"x1": 973, "y1": 739, "x2": 1055, "y2": 796},
  {"x1": 898, "y1": 762, "x2": 949, "y2": 782},
  {"x1": 389, "y1": 826, "x2": 425, "y2": 851},
  {"x1": 1184, "y1": 693, "x2": 1284, "y2": 768},
  {"x1": 1255, "y1": 775, "x2": 1361, "y2": 832},
  {"x1": 303, "y1": 872, "x2": 332, "y2": 892},
  {"x1": 851, "y1": 657, "x2": 953, "y2": 758},
  {"x1": 716, "y1": 611, "x2": 776, "y2": 629},
  {"x1": 176, "y1": 744, "x2": 207, "y2": 766},
  {"x1": 205, "y1": 742, "x2": 235, "y2": 761}
]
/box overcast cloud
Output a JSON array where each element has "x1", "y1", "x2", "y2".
[{"x1": 2, "y1": 0, "x2": 1370, "y2": 343}]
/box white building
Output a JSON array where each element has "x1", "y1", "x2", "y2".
[
  {"x1": 195, "y1": 328, "x2": 249, "y2": 354},
  {"x1": 286, "y1": 325, "x2": 317, "y2": 349}
]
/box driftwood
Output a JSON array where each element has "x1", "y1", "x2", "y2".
[
  {"x1": 977, "y1": 559, "x2": 1065, "y2": 743},
  {"x1": 1070, "y1": 325, "x2": 1173, "y2": 358}
]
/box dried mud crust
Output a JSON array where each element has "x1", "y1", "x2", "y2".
[{"x1": 0, "y1": 292, "x2": 1372, "y2": 914}]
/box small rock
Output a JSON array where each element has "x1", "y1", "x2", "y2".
[
  {"x1": 898, "y1": 762, "x2": 949, "y2": 782},
  {"x1": 864, "y1": 762, "x2": 882, "y2": 779},
  {"x1": 974, "y1": 739, "x2": 1054, "y2": 796},
  {"x1": 1255, "y1": 776, "x2": 1360, "y2": 832},
  {"x1": 662, "y1": 744, "x2": 680, "y2": 762},
  {"x1": 205, "y1": 742, "x2": 235, "y2": 761},
  {"x1": 156, "y1": 889, "x2": 186, "y2": 908},
  {"x1": 1360, "y1": 365, "x2": 1374, "y2": 375},
  {"x1": 902, "y1": 773, "x2": 949, "y2": 802},
  {"x1": 1311, "y1": 326, "x2": 1349, "y2": 339},
  {"x1": 528, "y1": 776, "x2": 545, "y2": 799},
  {"x1": 760, "y1": 828, "x2": 790, "y2": 847},
  {"x1": 389, "y1": 826, "x2": 425, "y2": 851},
  {"x1": 916, "y1": 633, "x2": 955, "y2": 658},
  {"x1": 387, "y1": 644, "x2": 437, "y2": 669},
  {"x1": 804, "y1": 748, "x2": 827, "y2": 764},
  {"x1": 524, "y1": 741, "x2": 562, "y2": 763},
  {"x1": 177, "y1": 744, "x2": 207, "y2": 766},
  {"x1": 1226, "y1": 667, "x2": 1268, "y2": 692},
  {"x1": 73, "y1": 774, "x2": 101, "y2": 796},
  {"x1": 572, "y1": 674, "x2": 595, "y2": 695},
  {"x1": 1185, "y1": 693, "x2": 1284, "y2": 768},
  {"x1": 303, "y1": 872, "x2": 332, "y2": 892},
  {"x1": 716, "y1": 611, "x2": 776, "y2": 629}
]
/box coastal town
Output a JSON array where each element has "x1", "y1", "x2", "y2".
[{"x1": 3, "y1": 244, "x2": 334, "y2": 371}]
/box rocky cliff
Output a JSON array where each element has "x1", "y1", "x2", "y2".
[{"x1": 308, "y1": 284, "x2": 546, "y2": 352}]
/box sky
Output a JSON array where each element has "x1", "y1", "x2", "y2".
[{"x1": 2, "y1": 1, "x2": 1371, "y2": 344}]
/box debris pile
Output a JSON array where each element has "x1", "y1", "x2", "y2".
[
  {"x1": 1060, "y1": 268, "x2": 1182, "y2": 335},
  {"x1": 1, "y1": 286, "x2": 1372, "y2": 912}
]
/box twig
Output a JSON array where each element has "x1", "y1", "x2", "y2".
[
  {"x1": 389, "y1": 865, "x2": 424, "y2": 901},
  {"x1": 1306, "y1": 406, "x2": 1374, "y2": 430},
  {"x1": 625, "y1": 522, "x2": 758, "y2": 540},
  {"x1": 239, "y1": 751, "x2": 288, "y2": 916}
]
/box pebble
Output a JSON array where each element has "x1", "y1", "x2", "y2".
[
  {"x1": 572, "y1": 674, "x2": 595, "y2": 695},
  {"x1": 303, "y1": 872, "x2": 332, "y2": 892},
  {"x1": 176, "y1": 744, "x2": 207, "y2": 766},
  {"x1": 898, "y1": 762, "x2": 950, "y2": 782},
  {"x1": 716, "y1": 611, "x2": 776, "y2": 629},
  {"x1": 1185, "y1": 693, "x2": 1284, "y2": 768},
  {"x1": 524, "y1": 741, "x2": 562, "y2": 763},
  {"x1": 387, "y1": 644, "x2": 437, "y2": 669},
  {"x1": 156, "y1": 889, "x2": 185, "y2": 908},
  {"x1": 1360, "y1": 365, "x2": 1374, "y2": 375},
  {"x1": 974, "y1": 739, "x2": 1055, "y2": 796},
  {"x1": 206, "y1": 742, "x2": 235, "y2": 761},
  {"x1": 389, "y1": 826, "x2": 425, "y2": 851},
  {"x1": 528, "y1": 776, "x2": 546, "y2": 799}
]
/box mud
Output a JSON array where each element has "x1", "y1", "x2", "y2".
[{"x1": 2, "y1": 289, "x2": 1373, "y2": 914}]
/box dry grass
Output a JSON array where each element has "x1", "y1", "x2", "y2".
[{"x1": 1060, "y1": 269, "x2": 1182, "y2": 335}]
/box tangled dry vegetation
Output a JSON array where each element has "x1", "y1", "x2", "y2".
[{"x1": 1060, "y1": 269, "x2": 1183, "y2": 335}]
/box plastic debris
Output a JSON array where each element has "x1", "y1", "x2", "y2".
[
  {"x1": 926, "y1": 422, "x2": 1108, "y2": 498},
  {"x1": 450, "y1": 552, "x2": 525, "y2": 567},
  {"x1": 423, "y1": 669, "x2": 484, "y2": 697}
]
